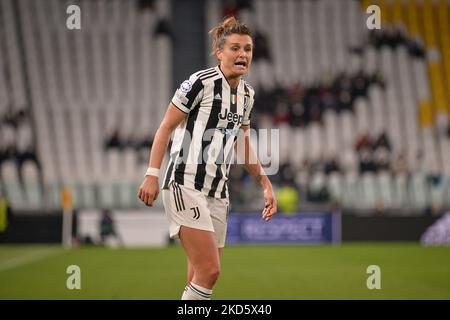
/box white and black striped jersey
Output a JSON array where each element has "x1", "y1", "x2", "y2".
[{"x1": 162, "y1": 65, "x2": 255, "y2": 199}]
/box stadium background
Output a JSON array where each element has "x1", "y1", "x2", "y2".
[{"x1": 0, "y1": 0, "x2": 449, "y2": 299}]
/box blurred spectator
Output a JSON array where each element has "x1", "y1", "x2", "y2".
[
  {"x1": 373, "y1": 132, "x2": 391, "y2": 152},
  {"x1": 273, "y1": 102, "x2": 291, "y2": 126},
  {"x1": 3, "y1": 109, "x2": 27, "y2": 128},
  {"x1": 105, "y1": 129, "x2": 121, "y2": 150},
  {"x1": 373, "y1": 147, "x2": 390, "y2": 172},
  {"x1": 1, "y1": 110, "x2": 40, "y2": 180},
  {"x1": 375, "y1": 200, "x2": 386, "y2": 216},
  {"x1": 0, "y1": 190, "x2": 12, "y2": 234},
  {"x1": 355, "y1": 132, "x2": 374, "y2": 152},
  {"x1": 276, "y1": 183, "x2": 299, "y2": 214},
  {"x1": 359, "y1": 148, "x2": 376, "y2": 173},
  {"x1": 122, "y1": 134, "x2": 138, "y2": 150},
  {"x1": 385, "y1": 26, "x2": 403, "y2": 48},
  {"x1": 352, "y1": 71, "x2": 369, "y2": 97},
  {"x1": 154, "y1": 17, "x2": 174, "y2": 39},
  {"x1": 99, "y1": 209, "x2": 123, "y2": 247},
  {"x1": 319, "y1": 83, "x2": 337, "y2": 111},
  {"x1": 307, "y1": 184, "x2": 330, "y2": 204},
  {"x1": 368, "y1": 29, "x2": 383, "y2": 49},
  {"x1": 237, "y1": 0, "x2": 253, "y2": 11},
  {"x1": 424, "y1": 203, "x2": 444, "y2": 217},
  {"x1": 137, "y1": 0, "x2": 155, "y2": 11},
  {"x1": 0, "y1": 147, "x2": 5, "y2": 166},
  {"x1": 306, "y1": 170, "x2": 329, "y2": 203},
  {"x1": 253, "y1": 30, "x2": 272, "y2": 62},
  {"x1": 370, "y1": 71, "x2": 385, "y2": 88},
  {"x1": 253, "y1": 71, "x2": 381, "y2": 128},
  {"x1": 289, "y1": 101, "x2": 306, "y2": 127},
  {"x1": 324, "y1": 156, "x2": 341, "y2": 175},
  {"x1": 408, "y1": 37, "x2": 425, "y2": 58},
  {"x1": 105, "y1": 129, "x2": 154, "y2": 154},
  {"x1": 368, "y1": 26, "x2": 425, "y2": 58},
  {"x1": 137, "y1": 134, "x2": 154, "y2": 152},
  {"x1": 426, "y1": 172, "x2": 443, "y2": 187},
  {"x1": 17, "y1": 147, "x2": 41, "y2": 173},
  {"x1": 337, "y1": 91, "x2": 352, "y2": 112},
  {"x1": 222, "y1": 0, "x2": 239, "y2": 18},
  {"x1": 279, "y1": 162, "x2": 296, "y2": 186}
]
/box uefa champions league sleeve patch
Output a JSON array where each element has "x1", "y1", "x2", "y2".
[{"x1": 180, "y1": 80, "x2": 192, "y2": 93}]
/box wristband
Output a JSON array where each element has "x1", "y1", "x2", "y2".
[{"x1": 145, "y1": 167, "x2": 160, "y2": 177}]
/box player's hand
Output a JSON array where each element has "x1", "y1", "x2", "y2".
[
  {"x1": 262, "y1": 187, "x2": 277, "y2": 221},
  {"x1": 138, "y1": 176, "x2": 159, "y2": 207}
]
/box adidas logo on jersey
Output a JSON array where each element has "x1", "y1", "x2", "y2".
[
  {"x1": 218, "y1": 108, "x2": 243, "y2": 125},
  {"x1": 214, "y1": 93, "x2": 222, "y2": 100}
]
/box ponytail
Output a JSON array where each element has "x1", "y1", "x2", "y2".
[{"x1": 209, "y1": 16, "x2": 252, "y2": 55}]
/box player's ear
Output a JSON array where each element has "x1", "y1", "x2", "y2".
[{"x1": 216, "y1": 48, "x2": 223, "y2": 62}]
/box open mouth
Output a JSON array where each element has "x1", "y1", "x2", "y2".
[{"x1": 234, "y1": 61, "x2": 247, "y2": 67}]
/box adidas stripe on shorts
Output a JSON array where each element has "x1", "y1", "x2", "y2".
[{"x1": 162, "y1": 181, "x2": 229, "y2": 248}]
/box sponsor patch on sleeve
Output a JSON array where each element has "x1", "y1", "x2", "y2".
[{"x1": 180, "y1": 80, "x2": 192, "y2": 93}]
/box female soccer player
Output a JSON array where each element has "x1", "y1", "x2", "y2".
[{"x1": 138, "y1": 16, "x2": 277, "y2": 300}]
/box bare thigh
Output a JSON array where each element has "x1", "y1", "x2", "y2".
[
  {"x1": 187, "y1": 247, "x2": 223, "y2": 284},
  {"x1": 179, "y1": 226, "x2": 220, "y2": 288}
]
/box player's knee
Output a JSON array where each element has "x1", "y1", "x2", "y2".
[{"x1": 206, "y1": 265, "x2": 221, "y2": 284}]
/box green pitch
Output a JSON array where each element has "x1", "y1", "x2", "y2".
[{"x1": 1, "y1": 243, "x2": 449, "y2": 299}]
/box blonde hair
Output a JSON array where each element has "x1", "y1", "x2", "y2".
[{"x1": 209, "y1": 16, "x2": 253, "y2": 56}]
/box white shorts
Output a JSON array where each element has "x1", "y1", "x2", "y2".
[{"x1": 162, "y1": 181, "x2": 229, "y2": 248}]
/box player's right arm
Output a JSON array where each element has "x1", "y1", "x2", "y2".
[{"x1": 137, "y1": 103, "x2": 187, "y2": 207}]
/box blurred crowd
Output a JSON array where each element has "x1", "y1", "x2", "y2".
[
  {"x1": 252, "y1": 71, "x2": 385, "y2": 129},
  {"x1": 367, "y1": 26, "x2": 425, "y2": 58},
  {"x1": 0, "y1": 109, "x2": 40, "y2": 181}
]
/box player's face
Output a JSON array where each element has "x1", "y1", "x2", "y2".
[{"x1": 217, "y1": 34, "x2": 253, "y2": 78}]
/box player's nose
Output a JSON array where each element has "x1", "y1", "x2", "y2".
[{"x1": 238, "y1": 49, "x2": 247, "y2": 58}]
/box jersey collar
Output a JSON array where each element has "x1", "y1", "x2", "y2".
[{"x1": 215, "y1": 65, "x2": 242, "y2": 90}]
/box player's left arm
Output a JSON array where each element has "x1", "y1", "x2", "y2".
[{"x1": 237, "y1": 124, "x2": 277, "y2": 221}]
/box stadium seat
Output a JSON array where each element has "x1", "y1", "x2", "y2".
[
  {"x1": 429, "y1": 176, "x2": 447, "y2": 208},
  {"x1": 290, "y1": 127, "x2": 306, "y2": 165},
  {"x1": 377, "y1": 171, "x2": 394, "y2": 209},
  {"x1": 342, "y1": 171, "x2": 359, "y2": 208},
  {"x1": 1, "y1": 160, "x2": 26, "y2": 209},
  {"x1": 323, "y1": 110, "x2": 339, "y2": 155},
  {"x1": 409, "y1": 173, "x2": 429, "y2": 210},
  {"x1": 354, "y1": 98, "x2": 370, "y2": 137},
  {"x1": 392, "y1": 173, "x2": 408, "y2": 209},
  {"x1": 22, "y1": 160, "x2": 44, "y2": 208},
  {"x1": 360, "y1": 173, "x2": 378, "y2": 210},
  {"x1": 328, "y1": 172, "x2": 344, "y2": 204}
]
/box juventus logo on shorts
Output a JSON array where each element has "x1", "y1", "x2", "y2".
[{"x1": 190, "y1": 207, "x2": 200, "y2": 220}]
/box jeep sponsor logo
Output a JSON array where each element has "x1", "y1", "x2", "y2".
[{"x1": 218, "y1": 108, "x2": 243, "y2": 125}]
